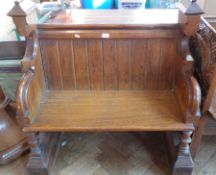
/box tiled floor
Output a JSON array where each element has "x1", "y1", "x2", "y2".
[{"x1": 0, "y1": 133, "x2": 215, "y2": 175}]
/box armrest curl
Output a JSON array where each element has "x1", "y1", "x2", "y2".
[
  {"x1": 190, "y1": 76, "x2": 202, "y2": 117},
  {"x1": 16, "y1": 68, "x2": 35, "y2": 127},
  {"x1": 175, "y1": 37, "x2": 202, "y2": 122},
  {"x1": 175, "y1": 75, "x2": 202, "y2": 121},
  {"x1": 16, "y1": 32, "x2": 45, "y2": 128}
]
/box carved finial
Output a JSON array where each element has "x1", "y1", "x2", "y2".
[
  {"x1": 177, "y1": 0, "x2": 204, "y2": 15},
  {"x1": 8, "y1": 0, "x2": 26, "y2": 17},
  {"x1": 7, "y1": 0, "x2": 37, "y2": 36}
]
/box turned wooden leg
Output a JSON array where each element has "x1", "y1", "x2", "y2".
[
  {"x1": 27, "y1": 133, "x2": 62, "y2": 175},
  {"x1": 172, "y1": 131, "x2": 194, "y2": 175}
]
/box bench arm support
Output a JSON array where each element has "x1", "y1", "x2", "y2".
[
  {"x1": 16, "y1": 32, "x2": 45, "y2": 128},
  {"x1": 16, "y1": 68, "x2": 35, "y2": 126},
  {"x1": 175, "y1": 37, "x2": 202, "y2": 122},
  {"x1": 176, "y1": 75, "x2": 202, "y2": 120}
]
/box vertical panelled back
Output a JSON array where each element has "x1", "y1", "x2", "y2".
[{"x1": 40, "y1": 38, "x2": 177, "y2": 90}]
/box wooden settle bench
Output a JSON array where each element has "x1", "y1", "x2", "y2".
[{"x1": 8, "y1": 0, "x2": 204, "y2": 174}]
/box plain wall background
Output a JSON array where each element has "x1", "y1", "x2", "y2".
[
  {"x1": 0, "y1": 0, "x2": 17, "y2": 41},
  {"x1": 204, "y1": 0, "x2": 216, "y2": 17}
]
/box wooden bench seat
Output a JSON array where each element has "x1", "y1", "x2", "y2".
[{"x1": 26, "y1": 90, "x2": 193, "y2": 132}]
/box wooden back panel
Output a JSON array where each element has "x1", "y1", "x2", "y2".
[{"x1": 39, "y1": 38, "x2": 178, "y2": 90}]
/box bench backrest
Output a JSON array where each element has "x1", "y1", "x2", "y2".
[
  {"x1": 7, "y1": 0, "x2": 204, "y2": 93},
  {"x1": 39, "y1": 37, "x2": 178, "y2": 91}
]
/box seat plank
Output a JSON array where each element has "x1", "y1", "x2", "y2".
[{"x1": 25, "y1": 91, "x2": 194, "y2": 132}]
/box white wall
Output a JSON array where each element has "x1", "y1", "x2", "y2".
[
  {"x1": 204, "y1": 0, "x2": 216, "y2": 17},
  {"x1": 197, "y1": 0, "x2": 206, "y2": 8},
  {"x1": 0, "y1": 0, "x2": 17, "y2": 41},
  {"x1": 197, "y1": 0, "x2": 216, "y2": 17}
]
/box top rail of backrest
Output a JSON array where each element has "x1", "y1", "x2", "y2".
[
  {"x1": 37, "y1": 9, "x2": 180, "y2": 30},
  {"x1": 8, "y1": 0, "x2": 203, "y2": 37},
  {"x1": 7, "y1": 0, "x2": 205, "y2": 91},
  {"x1": 36, "y1": 9, "x2": 185, "y2": 40}
]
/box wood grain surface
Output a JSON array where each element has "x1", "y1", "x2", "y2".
[
  {"x1": 39, "y1": 39, "x2": 178, "y2": 91},
  {"x1": 25, "y1": 90, "x2": 194, "y2": 132}
]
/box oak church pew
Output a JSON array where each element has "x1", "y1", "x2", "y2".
[{"x1": 8, "y1": 0, "x2": 204, "y2": 174}]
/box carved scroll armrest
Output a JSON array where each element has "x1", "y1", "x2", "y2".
[
  {"x1": 16, "y1": 68, "x2": 35, "y2": 127},
  {"x1": 175, "y1": 37, "x2": 202, "y2": 121},
  {"x1": 175, "y1": 76, "x2": 202, "y2": 121},
  {"x1": 16, "y1": 30, "x2": 45, "y2": 129},
  {"x1": 190, "y1": 76, "x2": 202, "y2": 117}
]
